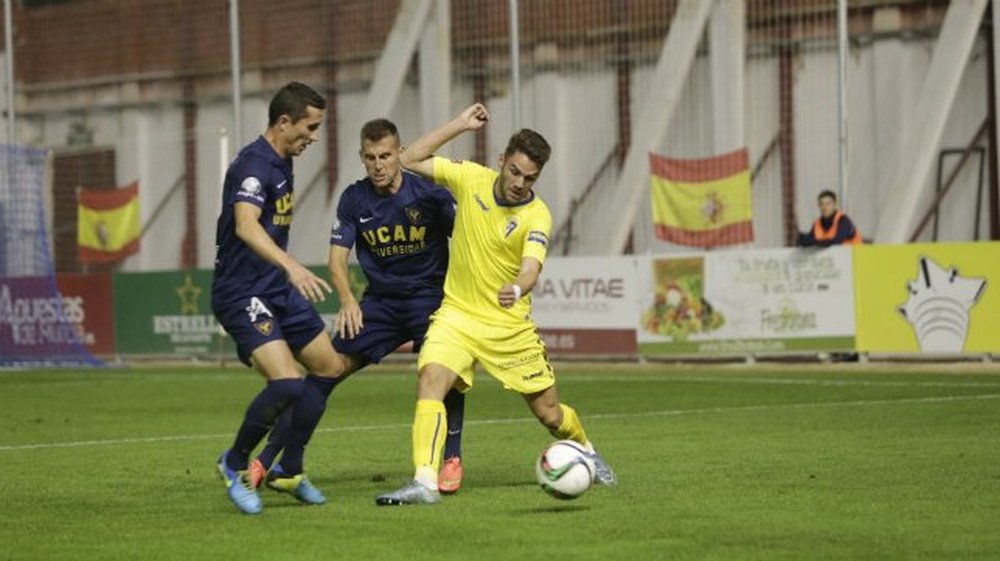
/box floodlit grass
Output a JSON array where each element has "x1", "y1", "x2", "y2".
[{"x1": 1, "y1": 363, "x2": 998, "y2": 561}]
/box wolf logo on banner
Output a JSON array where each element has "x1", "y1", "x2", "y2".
[
  {"x1": 898, "y1": 256, "x2": 987, "y2": 352},
  {"x1": 649, "y1": 148, "x2": 753, "y2": 248},
  {"x1": 853, "y1": 242, "x2": 1000, "y2": 354}
]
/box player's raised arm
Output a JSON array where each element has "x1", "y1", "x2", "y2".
[
  {"x1": 498, "y1": 257, "x2": 543, "y2": 309},
  {"x1": 401, "y1": 103, "x2": 490, "y2": 177},
  {"x1": 234, "y1": 201, "x2": 332, "y2": 302},
  {"x1": 328, "y1": 244, "x2": 363, "y2": 339}
]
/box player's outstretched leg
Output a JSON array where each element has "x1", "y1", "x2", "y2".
[
  {"x1": 217, "y1": 377, "x2": 304, "y2": 513},
  {"x1": 438, "y1": 388, "x2": 466, "y2": 494},
  {"x1": 261, "y1": 374, "x2": 340, "y2": 505},
  {"x1": 376, "y1": 399, "x2": 447, "y2": 505},
  {"x1": 554, "y1": 403, "x2": 617, "y2": 486},
  {"x1": 526, "y1": 388, "x2": 617, "y2": 486}
]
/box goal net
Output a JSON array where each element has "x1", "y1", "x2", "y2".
[{"x1": 0, "y1": 144, "x2": 101, "y2": 367}]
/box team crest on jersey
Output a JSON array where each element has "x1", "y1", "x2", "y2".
[
  {"x1": 406, "y1": 207, "x2": 422, "y2": 225},
  {"x1": 240, "y1": 176, "x2": 262, "y2": 195},
  {"x1": 237, "y1": 176, "x2": 265, "y2": 203},
  {"x1": 504, "y1": 218, "x2": 519, "y2": 238},
  {"x1": 245, "y1": 296, "x2": 273, "y2": 323},
  {"x1": 254, "y1": 320, "x2": 273, "y2": 336}
]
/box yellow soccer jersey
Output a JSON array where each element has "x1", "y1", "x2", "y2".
[{"x1": 432, "y1": 157, "x2": 552, "y2": 325}]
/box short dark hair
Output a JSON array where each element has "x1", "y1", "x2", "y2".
[
  {"x1": 360, "y1": 118, "x2": 400, "y2": 144},
  {"x1": 268, "y1": 82, "x2": 326, "y2": 127},
  {"x1": 504, "y1": 129, "x2": 551, "y2": 169},
  {"x1": 818, "y1": 190, "x2": 837, "y2": 202}
]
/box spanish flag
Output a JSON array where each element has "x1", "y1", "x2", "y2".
[
  {"x1": 650, "y1": 148, "x2": 754, "y2": 248},
  {"x1": 77, "y1": 182, "x2": 140, "y2": 264}
]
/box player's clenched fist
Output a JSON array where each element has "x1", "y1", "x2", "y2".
[{"x1": 459, "y1": 103, "x2": 490, "y2": 130}]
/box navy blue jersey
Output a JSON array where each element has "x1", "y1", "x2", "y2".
[
  {"x1": 212, "y1": 136, "x2": 296, "y2": 307},
  {"x1": 330, "y1": 171, "x2": 454, "y2": 298}
]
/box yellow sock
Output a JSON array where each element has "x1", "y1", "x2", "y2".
[
  {"x1": 412, "y1": 399, "x2": 447, "y2": 486},
  {"x1": 551, "y1": 403, "x2": 591, "y2": 449}
]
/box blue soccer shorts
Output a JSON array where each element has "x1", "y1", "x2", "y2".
[
  {"x1": 213, "y1": 287, "x2": 326, "y2": 367},
  {"x1": 332, "y1": 294, "x2": 442, "y2": 366}
]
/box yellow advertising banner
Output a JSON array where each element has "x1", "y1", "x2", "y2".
[{"x1": 854, "y1": 242, "x2": 1000, "y2": 353}]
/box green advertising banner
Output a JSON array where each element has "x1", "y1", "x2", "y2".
[{"x1": 113, "y1": 266, "x2": 367, "y2": 356}]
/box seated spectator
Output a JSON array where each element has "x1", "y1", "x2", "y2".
[{"x1": 798, "y1": 190, "x2": 862, "y2": 247}]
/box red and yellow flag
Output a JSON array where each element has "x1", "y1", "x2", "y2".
[
  {"x1": 649, "y1": 148, "x2": 754, "y2": 248},
  {"x1": 77, "y1": 182, "x2": 140, "y2": 264}
]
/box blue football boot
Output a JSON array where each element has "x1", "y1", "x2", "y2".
[
  {"x1": 216, "y1": 450, "x2": 263, "y2": 515},
  {"x1": 265, "y1": 464, "x2": 327, "y2": 505}
]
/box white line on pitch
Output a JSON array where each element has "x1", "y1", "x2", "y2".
[
  {"x1": 1, "y1": 392, "x2": 997, "y2": 452},
  {"x1": 572, "y1": 376, "x2": 1000, "y2": 388}
]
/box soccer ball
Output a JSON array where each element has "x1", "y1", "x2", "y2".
[{"x1": 535, "y1": 440, "x2": 595, "y2": 500}]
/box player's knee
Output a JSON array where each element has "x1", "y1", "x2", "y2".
[
  {"x1": 312, "y1": 352, "x2": 348, "y2": 378},
  {"x1": 534, "y1": 404, "x2": 563, "y2": 431},
  {"x1": 416, "y1": 370, "x2": 439, "y2": 395},
  {"x1": 417, "y1": 365, "x2": 455, "y2": 399}
]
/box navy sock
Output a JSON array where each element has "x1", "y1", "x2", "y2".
[
  {"x1": 227, "y1": 378, "x2": 303, "y2": 470},
  {"x1": 442, "y1": 388, "x2": 466, "y2": 460},
  {"x1": 256, "y1": 412, "x2": 290, "y2": 470},
  {"x1": 275, "y1": 374, "x2": 340, "y2": 475}
]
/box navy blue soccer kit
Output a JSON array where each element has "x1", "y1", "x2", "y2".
[
  {"x1": 211, "y1": 136, "x2": 325, "y2": 365},
  {"x1": 329, "y1": 171, "x2": 455, "y2": 364},
  {"x1": 211, "y1": 135, "x2": 327, "y2": 482}
]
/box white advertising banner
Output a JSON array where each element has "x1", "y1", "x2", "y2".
[
  {"x1": 531, "y1": 256, "x2": 639, "y2": 355},
  {"x1": 637, "y1": 246, "x2": 856, "y2": 354}
]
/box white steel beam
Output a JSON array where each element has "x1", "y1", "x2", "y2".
[
  {"x1": 604, "y1": 0, "x2": 715, "y2": 254},
  {"x1": 361, "y1": 0, "x2": 434, "y2": 120},
  {"x1": 874, "y1": 0, "x2": 987, "y2": 243},
  {"x1": 419, "y1": 0, "x2": 450, "y2": 133},
  {"x1": 334, "y1": 0, "x2": 433, "y2": 193},
  {"x1": 709, "y1": 0, "x2": 745, "y2": 154}
]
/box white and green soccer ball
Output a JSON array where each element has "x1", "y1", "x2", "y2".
[{"x1": 535, "y1": 440, "x2": 595, "y2": 500}]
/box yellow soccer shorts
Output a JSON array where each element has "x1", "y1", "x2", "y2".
[{"x1": 417, "y1": 306, "x2": 555, "y2": 394}]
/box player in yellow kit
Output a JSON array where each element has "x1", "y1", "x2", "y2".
[{"x1": 376, "y1": 103, "x2": 616, "y2": 505}]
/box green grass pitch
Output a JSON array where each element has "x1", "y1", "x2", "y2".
[{"x1": 1, "y1": 363, "x2": 998, "y2": 561}]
